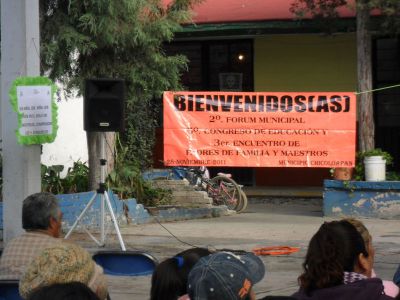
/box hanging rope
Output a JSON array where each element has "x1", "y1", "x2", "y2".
[{"x1": 355, "y1": 83, "x2": 400, "y2": 95}]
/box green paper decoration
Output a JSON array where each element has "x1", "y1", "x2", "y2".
[{"x1": 9, "y1": 76, "x2": 58, "y2": 145}]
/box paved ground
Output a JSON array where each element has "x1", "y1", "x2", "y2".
[{"x1": 67, "y1": 198, "x2": 400, "y2": 300}]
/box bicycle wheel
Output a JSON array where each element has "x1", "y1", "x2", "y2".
[
  {"x1": 210, "y1": 175, "x2": 242, "y2": 210},
  {"x1": 236, "y1": 189, "x2": 248, "y2": 213}
]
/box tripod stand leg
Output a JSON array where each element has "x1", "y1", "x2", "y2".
[
  {"x1": 84, "y1": 228, "x2": 102, "y2": 246},
  {"x1": 104, "y1": 191, "x2": 126, "y2": 251},
  {"x1": 100, "y1": 192, "x2": 106, "y2": 246},
  {"x1": 65, "y1": 134, "x2": 126, "y2": 250},
  {"x1": 65, "y1": 192, "x2": 98, "y2": 240}
]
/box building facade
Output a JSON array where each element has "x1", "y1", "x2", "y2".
[{"x1": 156, "y1": 0, "x2": 400, "y2": 186}]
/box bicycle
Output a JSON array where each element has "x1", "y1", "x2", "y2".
[{"x1": 175, "y1": 167, "x2": 248, "y2": 213}]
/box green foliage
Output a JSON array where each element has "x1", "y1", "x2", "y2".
[
  {"x1": 106, "y1": 135, "x2": 172, "y2": 206},
  {"x1": 337, "y1": 180, "x2": 356, "y2": 193},
  {"x1": 142, "y1": 184, "x2": 174, "y2": 207},
  {"x1": 290, "y1": 0, "x2": 347, "y2": 19},
  {"x1": 290, "y1": 0, "x2": 350, "y2": 33},
  {"x1": 290, "y1": 0, "x2": 400, "y2": 35},
  {"x1": 40, "y1": 0, "x2": 202, "y2": 168},
  {"x1": 368, "y1": 0, "x2": 400, "y2": 35},
  {"x1": 386, "y1": 171, "x2": 400, "y2": 181},
  {"x1": 360, "y1": 148, "x2": 393, "y2": 164},
  {"x1": 41, "y1": 160, "x2": 89, "y2": 194},
  {"x1": 354, "y1": 148, "x2": 393, "y2": 180},
  {"x1": 63, "y1": 160, "x2": 89, "y2": 193},
  {"x1": 41, "y1": 164, "x2": 64, "y2": 194},
  {"x1": 354, "y1": 156, "x2": 365, "y2": 181},
  {"x1": 107, "y1": 157, "x2": 145, "y2": 201}
]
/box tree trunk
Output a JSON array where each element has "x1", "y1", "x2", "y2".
[
  {"x1": 87, "y1": 132, "x2": 115, "y2": 191},
  {"x1": 357, "y1": 0, "x2": 375, "y2": 152}
]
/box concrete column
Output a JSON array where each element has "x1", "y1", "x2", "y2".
[{"x1": 1, "y1": 0, "x2": 41, "y2": 242}]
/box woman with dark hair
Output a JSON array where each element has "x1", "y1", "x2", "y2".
[
  {"x1": 293, "y1": 220, "x2": 395, "y2": 300},
  {"x1": 150, "y1": 247, "x2": 212, "y2": 300}
]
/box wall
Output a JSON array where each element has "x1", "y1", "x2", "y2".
[
  {"x1": 324, "y1": 180, "x2": 400, "y2": 218},
  {"x1": 41, "y1": 96, "x2": 88, "y2": 176},
  {"x1": 57, "y1": 191, "x2": 150, "y2": 228},
  {"x1": 253, "y1": 33, "x2": 357, "y2": 186},
  {"x1": 254, "y1": 33, "x2": 357, "y2": 92},
  {"x1": 0, "y1": 191, "x2": 229, "y2": 234}
]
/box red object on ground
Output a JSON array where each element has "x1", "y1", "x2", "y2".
[{"x1": 252, "y1": 246, "x2": 300, "y2": 256}]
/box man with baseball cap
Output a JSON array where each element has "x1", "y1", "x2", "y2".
[{"x1": 187, "y1": 251, "x2": 266, "y2": 300}]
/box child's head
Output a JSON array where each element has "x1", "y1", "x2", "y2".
[
  {"x1": 298, "y1": 220, "x2": 372, "y2": 294},
  {"x1": 187, "y1": 251, "x2": 265, "y2": 300},
  {"x1": 344, "y1": 218, "x2": 371, "y2": 246},
  {"x1": 344, "y1": 218, "x2": 375, "y2": 275},
  {"x1": 150, "y1": 247, "x2": 212, "y2": 300}
]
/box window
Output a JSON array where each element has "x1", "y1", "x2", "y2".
[
  {"x1": 163, "y1": 39, "x2": 255, "y2": 185},
  {"x1": 165, "y1": 40, "x2": 253, "y2": 91}
]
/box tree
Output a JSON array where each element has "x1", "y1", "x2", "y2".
[
  {"x1": 290, "y1": 0, "x2": 400, "y2": 152},
  {"x1": 40, "y1": 0, "x2": 201, "y2": 189},
  {"x1": 357, "y1": 0, "x2": 374, "y2": 152}
]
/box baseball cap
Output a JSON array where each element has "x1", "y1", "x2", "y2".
[{"x1": 187, "y1": 251, "x2": 265, "y2": 300}]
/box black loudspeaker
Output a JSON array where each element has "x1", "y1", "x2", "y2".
[{"x1": 84, "y1": 79, "x2": 125, "y2": 132}]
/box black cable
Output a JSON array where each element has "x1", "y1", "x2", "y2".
[
  {"x1": 102, "y1": 132, "x2": 116, "y2": 158},
  {"x1": 152, "y1": 216, "x2": 252, "y2": 255},
  {"x1": 149, "y1": 167, "x2": 252, "y2": 252},
  {"x1": 99, "y1": 133, "x2": 119, "y2": 217},
  {"x1": 216, "y1": 248, "x2": 250, "y2": 255},
  {"x1": 123, "y1": 241, "x2": 141, "y2": 251},
  {"x1": 100, "y1": 159, "x2": 246, "y2": 253},
  {"x1": 153, "y1": 216, "x2": 200, "y2": 248}
]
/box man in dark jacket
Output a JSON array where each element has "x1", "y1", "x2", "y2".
[{"x1": 293, "y1": 278, "x2": 394, "y2": 300}]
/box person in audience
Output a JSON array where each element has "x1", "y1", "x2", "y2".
[
  {"x1": 150, "y1": 247, "x2": 212, "y2": 300},
  {"x1": 19, "y1": 243, "x2": 108, "y2": 300},
  {"x1": 186, "y1": 251, "x2": 266, "y2": 300},
  {"x1": 27, "y1": 282, "x2": 100, "y2": 300},
  {"x1": 345, "y1": 217, "x2": 399, "y2": 298},
  {"x1": 292, "y1": 220, "x2": 394, "y2": 300},
  {"x1": 393, "y1": 266, "x2": 400, "y2": 286},
  {"x1": 260, "y1": 297, "x2": 296, "y2": 300},
  {"x1": 0, "y1": 192, "x2": 63, "y2": 279}
]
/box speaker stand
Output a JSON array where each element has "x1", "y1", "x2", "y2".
[{"x1": 65, "y1": 134, "x2": 126, "y2": 251}]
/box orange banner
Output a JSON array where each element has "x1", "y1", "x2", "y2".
[{"x1": 163, "y1": 91, "x2": 356, "y2": 167}]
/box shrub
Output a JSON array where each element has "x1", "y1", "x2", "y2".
[
  {"x1": 106, "y1": 138, "x2": 172, "y2": 207},
  {"x1": 354, "y1": 148, "x2": 394, "y2": 181},
  {"x1": 41, "y1": 160, "x2": 89, "y2": 194}
]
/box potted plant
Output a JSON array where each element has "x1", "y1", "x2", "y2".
[
  {"x1": 330, "y1": 167, "x2": 353, "y2": 181},
  {"x1": 355, "y1": 149, "x2": 393, "y2": 181}
]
